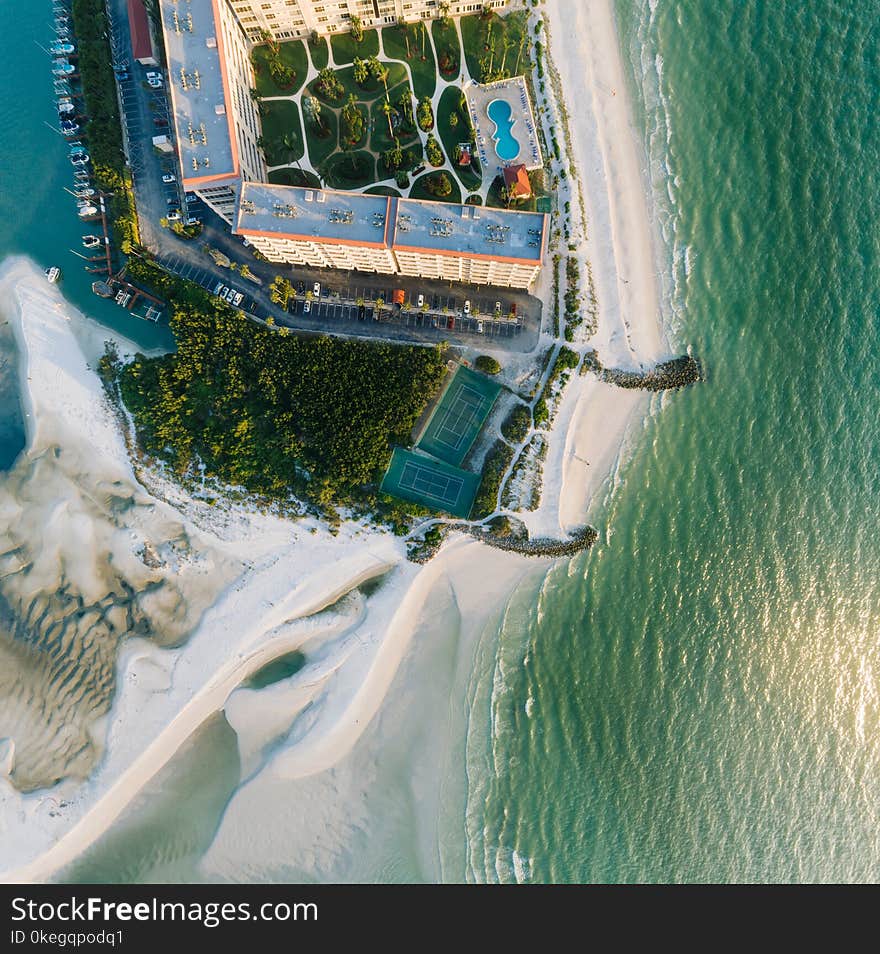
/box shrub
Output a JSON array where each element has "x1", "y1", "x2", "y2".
[{"x1": 475, "y1": 355, "x2": 501, "y2": 375}]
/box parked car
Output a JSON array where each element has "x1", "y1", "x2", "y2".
[
  {"x1": 241, "y1": 236, "x2": 252, "y2": 247},
  {"x1": 495, "y1": 300, "x2": 502, "y2": 314},
  {"x1": 313, "y1": 282, "x2": 321, "y2": 297},
  {"x1": 219, "y1": 285, "x2": 229, "y2": 299},
  {"x1": 510, "y1": 302, "x2": 517, "y2": 316},
  {"x1": 214, "y1": 282, "x2": 224, "y2": 296},
  {"x1": 476, "y1": 319, "x2": 484, "y2": 334},
  {"x1": 464, "y1": 299, "x2": 471, "y2": 315},
  {"x1": 297, "y1": 281, "x2": 305, "y2": 294},
  {"x1": 447, "y1": 316, "x2": 455, "y2": 330},
  {"x1": 303, "y1": 299, "x2": 311, "y2": 314},
  {"x1": 357, "y1": 304, "x2": 366, "y2": 321},
  {"x1": 232, "y1": 291, "x2": 244, "y2": 306},
  {"x1": 417, "y1": 293, "x2": 425, "y2": 308},
  {"x1": 185, "y1": 193, "x2": 198, "y2": 205},
  {"x1": 162, "y1": 174, "x2": 176, "y2": 184},
  {"x1": 167, "y1": 210, "x2": 181, "y2": 221},
  {"x1": 145, "y1": 71, "x2": 163, "y2": 88}
]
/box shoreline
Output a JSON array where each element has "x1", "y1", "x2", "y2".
[{"x1": 0, "y1": 0, "x2": 677, "y2": 881}]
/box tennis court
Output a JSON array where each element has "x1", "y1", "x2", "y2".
[
  {"x1": 416, "y1": 366, "x2": 502, "y2": 467},
  {"x1": 381, "y1": 448, "x2": 480, "y2": 518}
]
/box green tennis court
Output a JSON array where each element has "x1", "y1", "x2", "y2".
[
  {"x1": 381, "y1": 448, "x2": 480, "y2": 518},
  {"x1": 416, "y1": 366, "x2": 502, "y2": 466}
]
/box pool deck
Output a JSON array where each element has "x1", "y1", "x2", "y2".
[{"x1": 465, "y1": 77, "x2": 543, "y2": 176}]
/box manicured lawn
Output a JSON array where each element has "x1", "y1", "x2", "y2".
[
  {"x1": 409, "y1": 171, "x2": 462, "y2": 204},
  {"x1": 322, "y1": 150, "x2": 376, "y2": 190},
  {"x1": 365, "y1": 186, "x2": 402, "y2": 197},
  {"x1": 308, "y1": 36, "x2": 329, "y2": 70},
  {"x1": 485, "y1": 169, "x2": 547, "y2": 212},
  {"x1": 302, "y1": 106, "x2": 339, "y2": 168},
  {"x1": 340, "y1": 101, "x2": 369, "y2": 150},
  {"x1": 437, "y1": 85, "x2": 482, "y2": 192},
  {"x1": 369, "y1": 81, "x2": 419, "y2": 155},
  {"x1": 260, "y1": 100, "x2": 304, "y2": 166},
  {"x1": 461, "y1": 11, "x2": 531, "y2": 84},
  {"x1": 308, "y1": 62, "x2": 408, "y2": 106},
  {"x1": 431, "y1": 18, "x2": 462, "y2": 80},
  {"x1": 381, "y1": 24, "x2": 436, "y2": 100},
  {"x1": 329, "y1": 28, "x2": 379, "y2": 65},
  {"x1": 268, "y1": 167, "x2": 321, "y2": 188},
  {"x1": 251, "y1": 41, "x2": 309, "y2": 97}
]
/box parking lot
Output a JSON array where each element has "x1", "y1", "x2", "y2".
[{"x1": 156, "y1": 252, "x2": 527, "y2": 345}]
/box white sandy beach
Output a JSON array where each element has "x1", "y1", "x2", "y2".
[{"x1": 0, "y1": 0, "x2": 672, "y2": 882}]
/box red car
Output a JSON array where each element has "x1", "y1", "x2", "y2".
[{"x1": 447, "y1": 316, "x2": 455, "y2": 330}]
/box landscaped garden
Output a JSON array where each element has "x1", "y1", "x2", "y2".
[{"x1": 249, "y1": 9, "x2": 540, "y2": 206}]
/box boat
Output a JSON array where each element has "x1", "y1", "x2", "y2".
[
  {"x1": 50, "y1": 41, "x2": 75, "y2": 55},
  {"x1": 58, "y1": 100, "x2": 75, "y2": 114},
  {"x1": 92, "y1": 280, "x2": 114, "y2": 298},
  {"x1": 82, "y1": 235, "x2": 102, "y2": 249},
  {"x1": 60, "y1": 123, "x2": 80, "y2": 136},
  {"x1": 70, "y1": 154, "x2": 89, "y2": 166},
  {"x1": 74, "y1": 187, "x2": 95, "y2": 198},
  {"x1": 46, "y1": 266, "x2": 61, "y2": 284},
  {"x1": 77, "y1": 204, "x2": 98, "y2": 217},
  {"x1": 52, "y1": 60, "x2": 75, "y2": 76}
]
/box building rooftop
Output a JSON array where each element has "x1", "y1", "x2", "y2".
[
  {"x1": 127, "y1": 0, "x2": 154, "y2": 61},
  {"x1": 393, "y1": 197, "x2": 546, "y2": 263},
  {"x1": 160, "y1": 0, "x2": 236, "y2": 187},
  {"x1": 235, "y1": 183, "x2": 393, "y2": 247}
]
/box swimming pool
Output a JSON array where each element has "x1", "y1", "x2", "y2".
[{"x1": 487, "y1": 99, "x2": 520, "y2": 162}]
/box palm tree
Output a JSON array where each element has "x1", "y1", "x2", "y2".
[
  {"x1": 304, "y1": 94, "x2": 325, "y2": 133},
  {"x1": 514, "y1": 31, "x2": 527, "y2": 75},
  {"x1": 381, "y1": 100, "x2": 394, "y2": 137},
  {"x1": 369, "y1": 57, "x2": 390, "y2": 99},
  {"x1": 397, "y1": 17, "x2": 411, "y2": 58},
  {"x1": 353, "y1": 56, "x2": 369, "y2": 85}
]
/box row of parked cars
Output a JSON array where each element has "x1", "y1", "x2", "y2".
[{"x1": 214, "y1": 282, "x2": 244, "y2": 307}]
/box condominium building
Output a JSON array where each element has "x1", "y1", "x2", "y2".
[
  {"x1": 160, "y1": 0, "x2": 266, "y2": 221},
  {"x1": 228, "y1": 0, "x2": 509, "y2": 42},
  {"x1": 234, "y1": 182, "x2": 546, "y2": 288}
]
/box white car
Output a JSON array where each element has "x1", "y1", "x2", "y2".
[
  {"x1": 162, "y1": 173, "x2": 176, "y2": 184},
  {"x1": 166, "y1": 210, "x2": 181, "y2": 221},
  {"x1": 476, "y1": 319, "x2": 484, "y2": 334},
  {"x1": 232, "y1": 291, "x2": 244, "y2": 306},
  {"x1": 225, "y1": 288, "x2": 238, "y2": 303},
  {"x1": 214, "y1": 282, "x2": 224, "y2": 296},
  {"x1": 464, "y1": 299, "x2": 471, "y2": 315},
  {"x1": 220, "y1": 285, "x2": 230, "y2": 299},
  {"x1": 146, "y1": 71, "x2": 163, "y2": 88},
  {"x1": 417, "y1": 293, "x2": 425, "y2": 308},
  {"x1": 494, "y1": 300, "x2": 501, "y2": 313},
  {"x1": 313, "y1": 282, "x2": 321, "y2": 297},
  {"x1": 303, "y1": 299, "x2": 312, "y2": 314}
]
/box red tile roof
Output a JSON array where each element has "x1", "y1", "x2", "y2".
[
  {"x1": 127, "y1": 0, "x2": 154, "y2": 62},
  {"x1": 503, "y1": 163, "x2": 532, "y2": 199}
]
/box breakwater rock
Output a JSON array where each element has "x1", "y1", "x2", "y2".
[
  {"x1": 583, "y1": 351, "x2": 703, "y2": 391},
  {"x1": 470, "y1": 525, "x2": 598, "y2": 558}
]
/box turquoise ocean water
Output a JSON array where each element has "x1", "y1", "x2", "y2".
[{"x1": 2, "y1": 0, "x2": 879, "y2": 881}]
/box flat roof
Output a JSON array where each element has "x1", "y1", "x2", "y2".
[
  {"x1": 393, "y1": 197, "x2": 546, "y2": 263},
  {"x1": 235, "y1": 183, "x2": 392, "y2": 247},
  {"x1": 160, "y1": 0, "x2": 236, "y2": 186}
]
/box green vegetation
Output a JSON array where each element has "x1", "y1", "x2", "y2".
[
  {"x1": 71, "y1": 0, "x2": 138, "y2": 256},
  {"x1": 461, "y1": 10, "x2": 531, "y2": 85},
  {"x1": 410, "y1": 171, "x2": 461, "y2": 203},
  {"x1": 472, "y1": 440, "x2": 515, "y2": 519},
  {"x1": 437, "y1": 85, "x2": 481, "y2": 191},
  {"x1": 486, "y1": 168, "x2": 548, "y2": 213},
  {"x1": 365, "y1": 186, "x2": 402, "y2": 197},
  {"x1": 533, "y1": 347, "x2": 580, "y2": 426},
  {"x1": 381, "y1": 22, "x2": 437, "y2": 100},
  {"x1": 117, "y1": 261, "x2": 448, "y2": 513},
  {"x1": 267, "y1": 167, "x2": 321, "y2": 188},
  {"x1": 301, "y1": 102, "x2": 338, "y2": 168},
  {"x1": 475, "y1": 355, "x2": 502, "y2": 375},
  {"x1": 564, "y1": 257, "x2": 583, "y2": 341},
  {"x1": 250, "y1": 39, "x2": 308, "y2": 96},
  {"x1": 501, "y1": 403, "x2": 531, "y2": 443},
  {"x1": 425, "y1": 134, "x2": 444, "y2": 167},
  {"x1": 308, "y1": 33, "x2": 329, "y2": 70},
  {"x1": 323, "y1": 150, "x2": 376, "y2": 189},
  {"x1": 258, "y1": 100, "x2": 304, "y2": 165},
  {"x1": 431, "y1": 17, "x2": 462, "y2": 77},
  {"x1": 330, "y1": 26, "x2": 379, "y2": 64},
  {"x1": 417, "y1": 96, "x2": 435, "y2": 131}
]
